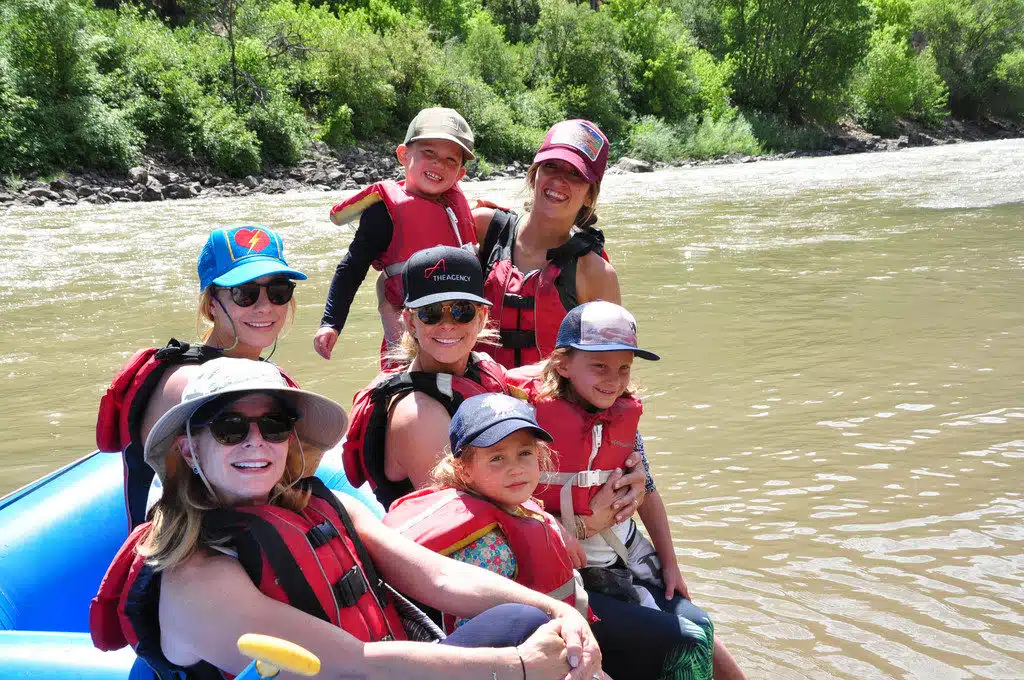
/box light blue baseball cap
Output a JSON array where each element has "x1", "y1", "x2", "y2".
[{"x1": 197, "y1": 225, "x2": 307, "y2": 290}]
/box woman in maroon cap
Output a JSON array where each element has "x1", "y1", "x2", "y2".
[{"x1": 474, "y1": 119, "x2": 621, "y2": 370}]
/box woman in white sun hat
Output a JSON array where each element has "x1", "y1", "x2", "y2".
[{"x1": 90, "y1": 357, "x2": 604, "y2": 680}]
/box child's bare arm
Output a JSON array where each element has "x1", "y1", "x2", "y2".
[{"x1": 638, "y1": 490, "x2": 690, "y2": 599}]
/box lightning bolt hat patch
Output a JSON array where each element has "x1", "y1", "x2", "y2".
[{"x1": 198, "y1": 224, "x2": 308, "y2": 290}]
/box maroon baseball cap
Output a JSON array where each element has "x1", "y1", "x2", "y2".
[{"x1": 532, "y1": 119, "x2": 609, "y2": 183}]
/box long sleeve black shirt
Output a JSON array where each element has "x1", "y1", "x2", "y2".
[{"x1": 320, "y1": 202, "x2": 394, "y2": 331}]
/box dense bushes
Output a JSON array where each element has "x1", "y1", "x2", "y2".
[
  {"x1": 0, "y1": 0, "x2": 1021, "y2": 176},
  {"x1": 850, "y1": 25, "x2": 948, "y2": 134}
]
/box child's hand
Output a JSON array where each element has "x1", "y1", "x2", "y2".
[
  {"x1": 313, "y1": 326, "x2": 339, "y2": 360},
  {"x1": 552, "y1": 520, "x2": 587, "y2": 568},
  {"x1": 662, "y1": 562, "x2": 690, "y2": 600},
  {"x1": 473, "y1": 198, "x2": 510, "y2": 212}
]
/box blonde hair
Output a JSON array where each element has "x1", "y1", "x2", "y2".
[
  {"x1": 384, "y1": 305, "x2": 500, "y2": 367},
  {"x1": 430, "y1": 439, "x2": 556, "y2": 493},
  {"x1": 536, "y1": 347, "x2": 639, "y2": 404},
  {"x1": 196, "y1": 287, "x2": 298, "y2": 346},
  {"x1": 524, "y1": 163, "x2": 602, "y2": 229},
  {"x1": 137, "y1": 430, "x2": 311, "y2": 572}
]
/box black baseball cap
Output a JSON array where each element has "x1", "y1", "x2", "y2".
[
  {"x1": 450, "y1": 393, "x2": 552, "y2": 456},
  {"x1": 402, "y1": 245, "x2": 492, "y2": 308}
]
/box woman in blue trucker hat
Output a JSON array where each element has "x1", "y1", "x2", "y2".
[{"x1": 96, "y1": 225, "x2": 308, "y2": 529}]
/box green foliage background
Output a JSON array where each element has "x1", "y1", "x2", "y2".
[{"x1": 0, "y1": 0, "x2": 1021, "y2": 176}]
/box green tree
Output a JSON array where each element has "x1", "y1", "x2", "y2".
[
  {"x1": 604, "y1": 0, "x2": 702, "y2": 122},
  {"x1": 481, "y1": 0, "x2": 539, "y2": 43},
  {"x1": 720, "y1": 0, "x2": 872, "y2": 121},
  {"x1": 912, "y1": 0, "x2": 1024, "y2": 117},
  {"x1": 0, "y1": 0, "x2": 139, "y2": 172},
  {"x1": 994, "y1": 48, "x2": 1024, "y2": 114},
  {"x1": 534, "y1": 0, "x2": 628, "y2": 133}
]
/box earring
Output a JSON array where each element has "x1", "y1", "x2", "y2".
[{"x1": 192, "y1": 463, "x2": 200, "y2": 474}]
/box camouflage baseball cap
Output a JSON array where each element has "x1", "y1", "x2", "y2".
[{"x1": 404, "y1": 107, "x2": 475, "y2": 161}]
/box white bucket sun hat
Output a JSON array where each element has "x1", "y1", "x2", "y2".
[{"x1": 143, "y1": 357, "x2": 348, "y2": 485}]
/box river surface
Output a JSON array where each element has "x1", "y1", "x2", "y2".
[{"x1": 3, "y1": 140, "x2": 1023, "y2": 678}]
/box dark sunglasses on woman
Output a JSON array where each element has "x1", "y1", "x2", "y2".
[
  {"x1": 416, "y1": 301, "x2": 478, "y2": 325},
  {"x1": 199, "y1": 412, "x2": 295, "y2": 445},
  {"x1": 223, "y1": 278, "x2": 296, "y2": 307}
]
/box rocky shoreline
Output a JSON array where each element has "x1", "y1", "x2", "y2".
[{"x1": 2, "y1": 117, "x2": 1021, "y2": 210}]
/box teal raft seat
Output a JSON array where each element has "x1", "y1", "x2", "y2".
[{"x1": 0, "y1": 446, "x2": 382, "y2": 678}]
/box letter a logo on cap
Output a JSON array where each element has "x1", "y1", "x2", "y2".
[{"x1": 425, "y1": 259, "x2": 447, "y2": 278}]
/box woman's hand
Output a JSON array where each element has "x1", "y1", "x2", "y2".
[
  {"x1": 546, "y1": 603, "x2": 601, "y2": 680},
  {"x1": 313, "y1": 326, "x2": 339, "y2": 360},
  {"x1": 517, "y1": 620, "x2": 569, "y2": 679}
]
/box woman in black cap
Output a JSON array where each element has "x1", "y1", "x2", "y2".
[{"x1": 341, "y1": 245, "x2": 645, "y2": 524}]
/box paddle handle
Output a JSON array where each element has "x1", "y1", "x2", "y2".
[{"x1": 235, "y1": 634, "x2": 321, "y2": 678}]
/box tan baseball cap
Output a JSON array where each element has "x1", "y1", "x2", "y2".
[{"x1": 404, "y1": 107, "x2": 475, "y2": 161}]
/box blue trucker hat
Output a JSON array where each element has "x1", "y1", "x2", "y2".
[
  {"x1": 198, "y1": 225, "x2": 307, "y2": 290},
  {"x1": 556, "y1": 301, "x2": 660, "y2": 361},
  {"x1": 450, "y1": 393, "x2": 552, "y2": 456}
]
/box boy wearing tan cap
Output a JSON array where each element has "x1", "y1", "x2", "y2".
[{"x1": 316, "y1": 108, "x2": 478, "y2": 363}]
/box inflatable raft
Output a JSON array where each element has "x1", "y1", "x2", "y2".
[{"x1": 0, "y1": 450, "x2": 381, "y2": 679}]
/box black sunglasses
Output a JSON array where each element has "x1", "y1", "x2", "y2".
[
  {"x1": 416, "y1": 301, "x2": 479, "y2": 325},
  {"x1": 203, "y1": 412, "x2": 295, "y2": 445},
  {"x1": 223, "y1": 278, "x2": 296, "y2": 307}
]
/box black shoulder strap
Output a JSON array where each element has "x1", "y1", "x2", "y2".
[
  {"x1": 480, "y1": 209, "x2": 518, "y2": 274},
  {"x1": 306, "y1": 478, "x2": 390, "y2": 606},
  {"x1": 545, "y1": 227, "x2": 605, "y2": 312},
  {"x1": 124, "y1": 564, "x2": 224, "y2": 680},
  {"x1": 126, "y1": 340, "x2": 224, "y2": 529},
  {"x1": 363, "y1": 372, "x2": 463, "y2": 508},
  {"x1": 203, "y1": 507, "x2": 332, "y2": 624}
]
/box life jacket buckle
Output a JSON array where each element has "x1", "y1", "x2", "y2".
[
  {"x1": 575, "y1": 470, "x2": 603, "y2": 487},
  {"x1": 332, "y1": 565, "x2": 369, "y2": 607},
  {"x1": 306, "y1": 519, "x2": 339, "y2": 548}
]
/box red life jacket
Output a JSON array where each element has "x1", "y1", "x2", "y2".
[
  {"x1": 514, "y1": 376, "x2": 642, "y2": 522},
  {"x1": 342, "y1": 353, "x2": 512, "y2": 510},
  {"x1": 329, "y1": 180, "x2": 477, "y2": 307},
  {"x1": 383, "y1": 487, "x2": 589, "y2": 631},
  {"x1": 95, "y1": 340, "x2": 298, "y2": 529},
  {"x1": 479, "y1": 210, "x2": 607, "y2": 368},
  {"x1": 90, "y1": 477, "x2": 406, "y2": 680}
]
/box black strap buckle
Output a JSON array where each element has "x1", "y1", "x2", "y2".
[
  {"x1": 306, "y1": 519, "x2": 339, "y2": 548},
  {"x1": 503, "y1": 293, "x2": 535, "y2": 310},
  {"x1": 333, "y1": 565, "x2": 369, "y2": 607},
  {"x1": 499, "y1": 329, "x2": 537, "y2": 349}
]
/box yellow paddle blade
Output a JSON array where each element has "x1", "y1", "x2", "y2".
[{"x1": 237, "y1": 634, "x2": 321, "y2": 677}]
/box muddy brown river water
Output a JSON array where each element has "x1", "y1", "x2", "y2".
[{"x1": 2, "y1": 140, "x2": 1023, "y2": 678}]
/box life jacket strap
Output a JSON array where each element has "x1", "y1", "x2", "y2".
[
  {"x1": 383, "y1": 261, "x2": 405, "y2": 278},
  {"x1": 499, "y1": 329, "x2": 536, "y2": 350},
  {"x1": 332, "y1": 565, "x2": 370, "y2": 607},
  {"x1": 502, "y1": 293, "x2": 535, "y2": 310},
  {"x1": 307, "y1": 519, "x2": 340, "y2": 548},
  {"x1": 540, "y1": 470, "x2": 612, "y2": 488}
]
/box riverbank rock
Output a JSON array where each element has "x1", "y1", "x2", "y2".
[
  {"x1": 615, "y1": 157, "x2": 654, "y2": 173},
  {"x1": 128, "y1": 166, "x2": 148, "y2": 184}
]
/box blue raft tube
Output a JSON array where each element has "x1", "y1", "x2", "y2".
[{"x1": 0, "y1": 449, "x2": 382, "y2": 679}]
